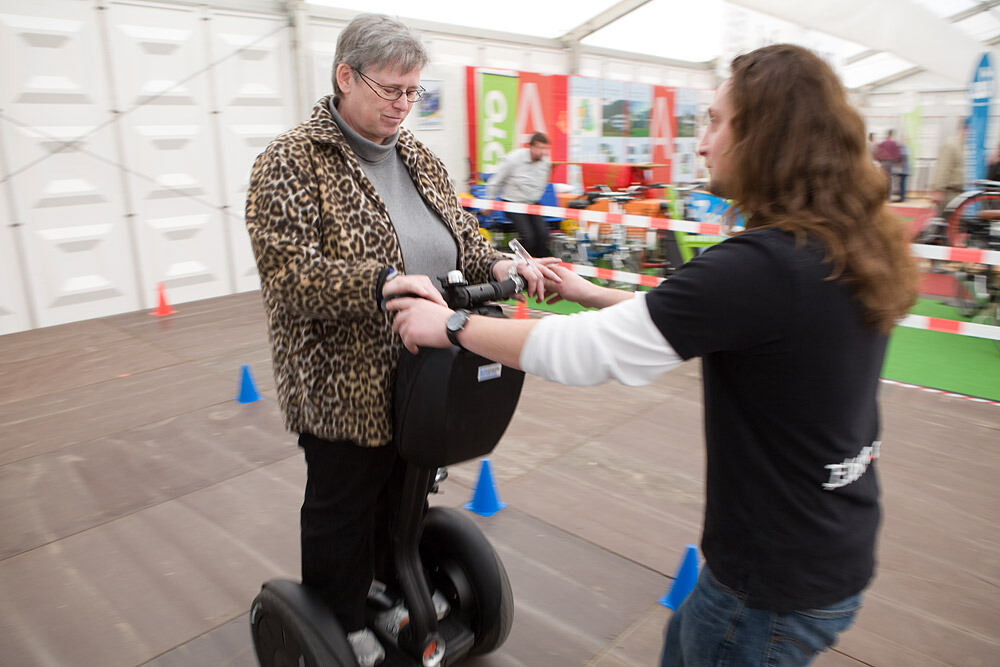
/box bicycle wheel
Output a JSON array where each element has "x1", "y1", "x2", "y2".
[{"x1": 945, "y1": 192, "x2": 1000, "y2": 247}]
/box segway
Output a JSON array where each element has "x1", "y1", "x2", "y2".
[{"x1": 250, "y1": 266, "x2": 528, "y2": 667}]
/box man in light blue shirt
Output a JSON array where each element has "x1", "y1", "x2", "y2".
[{"x1": 486, "y1": 132, "x2": 552, "y2": 257}]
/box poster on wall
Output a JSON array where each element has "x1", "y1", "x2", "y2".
[
  {"x1": 569, "y1": 76, "x2": 602, "y2": 164},
  {"x1": 601, "y1": 78, "x2": 627, "y2": 163},
  {"x1": 673, "y1": 88, "x2": 699, "y2": 183},
  {"x1": 467, "y1": 67, "x2": 676, "y2": 189},
  {"x1": 626, "y1": 82, "x2": 652, "y2": 164},
  {"x1": 415, "y1": 79, "x2": 443, "y2": 130}
]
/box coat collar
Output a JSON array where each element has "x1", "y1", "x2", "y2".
[{"x1": 303, "y1": 95, "x2": 420, "y2": 168}]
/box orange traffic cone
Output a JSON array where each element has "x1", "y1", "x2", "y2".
[
  {"x1": 150, "y1": 282, "x2": 177, "y2": 317},
  {"x1": 514, "y1": 300, "x2": 528, "y2": 320}
]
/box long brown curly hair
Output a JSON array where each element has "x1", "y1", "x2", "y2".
[{"x1": 726, "y1": 44, "x2": 918, "y2": 333}]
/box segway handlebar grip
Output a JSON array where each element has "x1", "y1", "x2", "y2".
[{"x1": 442, "y1": 276, "x2": 523, "y2": 310}]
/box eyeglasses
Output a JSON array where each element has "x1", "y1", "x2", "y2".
[{"x1": 356, "y1": 71, "x2": 425, "y2": 103}]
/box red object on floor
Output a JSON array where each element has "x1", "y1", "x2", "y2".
[
  {"x1": 887, "y1": 203, "x2": 936, "y2": 239},
  {"x1": 150, "y1": 282, "x2": 177, "y2": 317},
  {"x1": 919, "y1": 272, "x2": 956, "y2": 298}
]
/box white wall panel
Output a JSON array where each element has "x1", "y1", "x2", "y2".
[
  {"x1": 480, "y1": 44, "x2": 534, "y2": 72},
  {"x1": 306, "y1": 21, "x2": 342, "y2": 103},
  {"x1": 0, "y1": 211, "x2": 31, "y2": 335},
  {"x1": 518, "y1": 47, "x2": 567, "y2": 75},
  {"x1": 107, "y1": 1, "x2": 229, "y2": 307},
  {"x1": 0, "y1": 0, "x2": 139, "y2": 327},
  {"x1": 209, "y1": 10, "x2": 295, "y2": 293}
]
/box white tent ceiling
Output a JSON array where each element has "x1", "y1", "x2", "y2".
[{"x1": 308, "y1": 0, "x2": 999, "y2": 89}]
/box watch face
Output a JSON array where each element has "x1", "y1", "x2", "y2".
[
  {"x1": 446, "y1": 310, "x2": 470, "y2": 347},
  {"x1": 447, "y1": 310, "x2": 468, "y2": 332}
]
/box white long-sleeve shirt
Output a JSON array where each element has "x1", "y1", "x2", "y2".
[
  {"x1": 519, "y1": 293, "x2": 682, "y2": 386},
  {"x1": 485, "y1": 147, "x2": 551, "y2": 203}
]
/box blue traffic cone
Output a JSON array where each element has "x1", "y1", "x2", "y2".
[
  {"x1": 464, "y1": 459, "x2": 506, "y2": 517},
  {"x1": 236, "y1": 364, "x2": 261, "y2": 403},
  {"x1": 658, "y1": 544, "x2": 700, "y2": 610}
]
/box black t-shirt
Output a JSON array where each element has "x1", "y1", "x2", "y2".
[{"x1": 646, "y1": 227, "x2": 885, "y2": 612}]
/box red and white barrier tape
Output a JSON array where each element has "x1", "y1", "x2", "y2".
[
  {"x1": 467, "y1": 197, "x2": 1000, "y2": 341},
  {"x1": 461, "y1": 197, "x2": 725, "y2": 235},
  {"x1": 562, "y1": 262, "x2": 1000, "y2": 341},
  {"x1": 461, "y1": 197, "x2": 1000, "y2": 266}
]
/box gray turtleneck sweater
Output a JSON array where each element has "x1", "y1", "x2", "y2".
[{"x1": 329, "y1": 99, "x2": 457, "y2": 284}]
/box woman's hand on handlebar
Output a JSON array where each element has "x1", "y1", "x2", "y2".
[
  {"x1": 386, "y1": 297, "x2": 452, "y2": 354},
  {"x1": 492, "y1": 256, "x2": 561, "y2": 301},
  {"x1": 381, "y1": 273, "x2": 448, "y2": 308}
]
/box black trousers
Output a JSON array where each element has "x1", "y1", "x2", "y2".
[
  {"x1": 505, "y1": 210, "x2": 551, "y2": 258},
  {"x1": 298, "y1": 433, "x2": 406, "y2": 632}
]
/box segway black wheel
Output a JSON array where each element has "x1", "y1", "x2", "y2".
[
  {"x1": 420, "y1": 507, "x2": 514, "y2": 656},
  {"x1": 250, "y1": 580, "x2": 359, "y2": 667}
]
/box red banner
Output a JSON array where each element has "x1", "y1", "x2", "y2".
[
  {"x1": 516, "y1": 72, "x2": 568, "y2": 183},
  {"x1": 650, "y1": 85, "x2": 675, "y2": 186},
  {"x1": 465, "y1": 65, "x2": 479, "y2": 184}
]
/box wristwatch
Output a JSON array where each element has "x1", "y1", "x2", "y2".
[{"x1": 446, "y1": 309, "x2": 471, "y2": 349}]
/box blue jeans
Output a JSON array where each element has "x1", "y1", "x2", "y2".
[{"x1": 660, "y1": 567, "x2": 862, "y2": 666}]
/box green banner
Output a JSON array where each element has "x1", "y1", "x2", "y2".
[{"x1": 479, "y1": 72, "x2": 518, "y2": 175}]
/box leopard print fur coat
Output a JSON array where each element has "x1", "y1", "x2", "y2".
[{"x1": 246, "y1": 96, "x2": 503, "y2": 446}]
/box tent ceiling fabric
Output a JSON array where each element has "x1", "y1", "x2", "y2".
[
  {"x1": 729, "y1": 0, "x2": 981, "y2": 83},
  {"x1": 308, "y1": 0, "x2": 997, "y2": 87},
  {"x1": 559, "y1": 0, "x2": 654, "y2": 44}
]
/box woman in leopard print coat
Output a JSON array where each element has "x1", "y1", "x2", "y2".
[{"x1": 244, "y1": 13, "x2": 552, "y2": 663}]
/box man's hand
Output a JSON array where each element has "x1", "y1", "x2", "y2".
[
  {"x1": 492, "y1": 256, "x2": 561, "y2": 301},
  {"x1": 542, "y1": 264, "x2": 635, "y2": 310}
]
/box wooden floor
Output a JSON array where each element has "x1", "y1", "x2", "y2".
[{"x1": 1, "y1": 292, "x2": 997, "y2": 667}]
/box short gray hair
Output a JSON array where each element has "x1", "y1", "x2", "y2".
[{"x1": 332, "y1": 13, "x2": 428, "y2": 97}]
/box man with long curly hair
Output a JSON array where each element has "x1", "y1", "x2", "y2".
[{"x1": 386, "y1": 44, "x2": 919, "y2": 666}]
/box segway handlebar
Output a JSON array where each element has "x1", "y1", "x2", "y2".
[{"x1": 440, "y1": 271, "x2": 524, "y2": 311}]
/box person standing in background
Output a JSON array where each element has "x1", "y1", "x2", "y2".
[
  {"x1": 893, "y1": 137, "x2": 910, "y2": 202},
  {"x1": 874, "y1": 129, "x2": 902, "y2": 199},
  {"x1": 933, "y1": 118, "x2": 968, "y2": 215},
  {"x1": 485, "y1": 132, "x2": 553, "y2": 258}
]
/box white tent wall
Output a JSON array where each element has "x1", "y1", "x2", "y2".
[
  {"x1": 0, "y1": 0, "x2": 297, "y2": 334},
  {"x1": 0, "y1": 0, "x2": 719, "y2": 334},
  {"x1": 0, "y1": 0, "x2": 986, "y2": 335}
]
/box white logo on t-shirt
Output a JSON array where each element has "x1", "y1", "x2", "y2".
[{"x1": 822, "y1": 441, "x2": 880, "y2": 490}]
